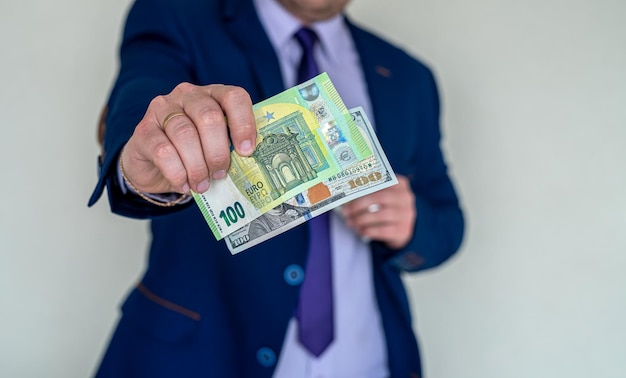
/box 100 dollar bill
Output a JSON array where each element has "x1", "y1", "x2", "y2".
[
  {"x1": 193, "y1": 74, "x2": 374, "y2": 240},
  {"x1": 225, "y1": 107, "x2": 397, "y2": 254}
]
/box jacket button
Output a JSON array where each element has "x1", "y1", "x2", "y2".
[
  {"x1": 256, "y1": 347, "x2": 276, "y2": 367},
  {"x1": 283, "y1": 264, "x2": 304, "y2": 286}
]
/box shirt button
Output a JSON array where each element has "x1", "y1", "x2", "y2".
[
  {"x1": 283, "y1": 264, "x2": 304, "y2": 286},
  {"x1": 256, "y1": 347, "x2": 276, "y2": 367}
]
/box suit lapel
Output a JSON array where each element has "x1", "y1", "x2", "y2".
[{"x1": 221, "y1": 0, "x2": 285, "y2": 100}]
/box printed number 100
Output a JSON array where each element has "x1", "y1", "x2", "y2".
[
  {"x1": 348, "y1": 171, "x2": 382, "y2": 189},
  {"x1": 219, "y1": 202, "x2": 245, "y2": 226}
]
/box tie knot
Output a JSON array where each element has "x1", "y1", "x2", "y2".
[{"x1": 294, "y1": 27, "x2": 318, "y2": 53}]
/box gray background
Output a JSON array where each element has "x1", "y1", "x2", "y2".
[{"x1": 1, "y1": 0, "x2": 624, "y2": 377}]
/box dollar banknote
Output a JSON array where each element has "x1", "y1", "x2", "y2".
[
  {"x1": 225, "y1": 107, "x2": 397, "y2": 254},
  {"x1": 193, "y1": 73, "x2": 374, "y2": 240}
]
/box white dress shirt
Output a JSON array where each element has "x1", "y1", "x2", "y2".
[{"x1": 253, "y1": 0, "x2": 388, "y2": 377}]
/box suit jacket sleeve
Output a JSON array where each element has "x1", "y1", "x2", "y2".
[
  {"x1": 411, "y1": 73, "x2": 462, "y2": 274},
  {"x1": 356, "y1": 37, "x2": 464, "y2": 271},
  {"x1": 88, "y1": 0, "x2": 197, "y2": 218}
]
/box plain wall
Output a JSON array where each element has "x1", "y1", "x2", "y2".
[{"x1": 1, "y1": 0, "x2": 624, "y2": 377}]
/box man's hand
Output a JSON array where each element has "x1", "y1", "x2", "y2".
[
  {"x1": 120, "y1": 83, "x2": 257, "y2": 194},
  {"x1": 341, "y1": 175, "x2": 416, "y2": 249}
]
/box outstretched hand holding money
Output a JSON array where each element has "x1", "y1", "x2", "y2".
[{"x1": 120, "y1": 83, "x2": 257, "y2": 195}]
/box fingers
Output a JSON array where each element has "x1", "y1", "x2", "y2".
[
  {"x1": 141, "y1": 91, "x2": 205, "y2": 193},
  {"x1": 205, "y1": 85, "x2": 256, "y2": 156},
  {"x1": 341, "y1": 176, "x2": 416, "y2": 249},
  {"x1": 167, "y1": 83, "x2": 255, "y2": 184},
  {"x1": 185, "y1": 84, "x2": 255, "y2": 181},
  {"x1": 127, "y1": 83, "x2": 256, "y2": 194},
  {"x1": 342, "y1": 199, "x2": 396, "y2": 234},
  {"x1": 125, "y1": 116, "x2": 190, "y2": 194}
]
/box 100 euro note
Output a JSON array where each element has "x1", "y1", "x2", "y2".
[
  {"x1": 225, "y1": 107, "x2": 398, "y2": 254},
  {"x1": 192, "y1": 73, "x2": 374, "y2": 240}
]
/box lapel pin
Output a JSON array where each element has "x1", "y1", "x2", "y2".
[{"x1": 375, "y1": 65, "x2": 392, "y2": 78}]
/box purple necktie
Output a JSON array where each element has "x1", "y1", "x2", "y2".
[{"x1": 294, "y1": 27, "x2": 334, "y2": 357}]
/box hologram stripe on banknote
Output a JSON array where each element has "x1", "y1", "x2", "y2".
[
  {"x1": 192, "y1": 73, "x2": 374, "y2": 240},
  {"x1": 225, "y1": 107, "x2": 398, "y2": 254}
]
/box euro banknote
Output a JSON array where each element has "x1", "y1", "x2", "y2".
[
  {"x1": 225, "y1": 107, "x2": 398, "y2": 254},
  {"x1": 193, "y1": 73, "x2": 374, "y2": 240}
]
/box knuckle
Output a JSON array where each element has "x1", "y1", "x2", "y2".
[
  {"x1": 197, "y1": 108, "x2": 226, "y2": 128},
  {"x1": 206, "y1": 83, "x2": 225, "y2": 91},
  {"x1": 168, "y1": 170, "x2": 188, "y2": 188},
  {"x1": 223, "y1": 86, "x2": 251, "y2": 104},
  {"x1": 173, "y1": 81, "x2": 195, "y2": 95},
  {"x1": 206, "y1": 151, "x2": 230, "y2": 168},
  {"x1": 233, "y1": 119, "x2": 257, "y2": 135},
  {"x1": 149, "y1": 95, "x2": 168, "y2": 109},
  {"x1": 151, "y1": 143, "x2": 187, "y2": 186},
  {"x1": 186, "y1": 165, "x2": 209, "y2": 182},
  {"x1": 133, "y1": 119, "x2": 152, "y2": 135},
  {"x1": 152, "y1": 141, "x2": 177, "y2": 162},
  {"x1": 170, "y1": 120, "x2": 197, "y2": 139}
]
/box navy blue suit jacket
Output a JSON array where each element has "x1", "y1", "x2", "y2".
[{"x1": 89, "y1": 0, "x2": 464, "y2": 376}]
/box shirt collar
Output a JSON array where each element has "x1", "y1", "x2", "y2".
[{"x1": 253, "y1": 0, "x2": 346, "y2": 65}]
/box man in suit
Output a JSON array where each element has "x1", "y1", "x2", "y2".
[{"x1": 89, "y1": 0, "x2": 464, "y2": 376}]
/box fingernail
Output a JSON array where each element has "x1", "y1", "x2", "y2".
[
  {"x1": 212, "y1": 170, "x2": 227, "y2": 180},
  {"x1": 197, "y1": 179, "x2": 210, "y2": 193},
  {"x1": 182, "y1": 183, "x2": 190, "y2": 193},
  {"x1": 239, "y1": 140, "x2": 253, "y2": 154}
]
